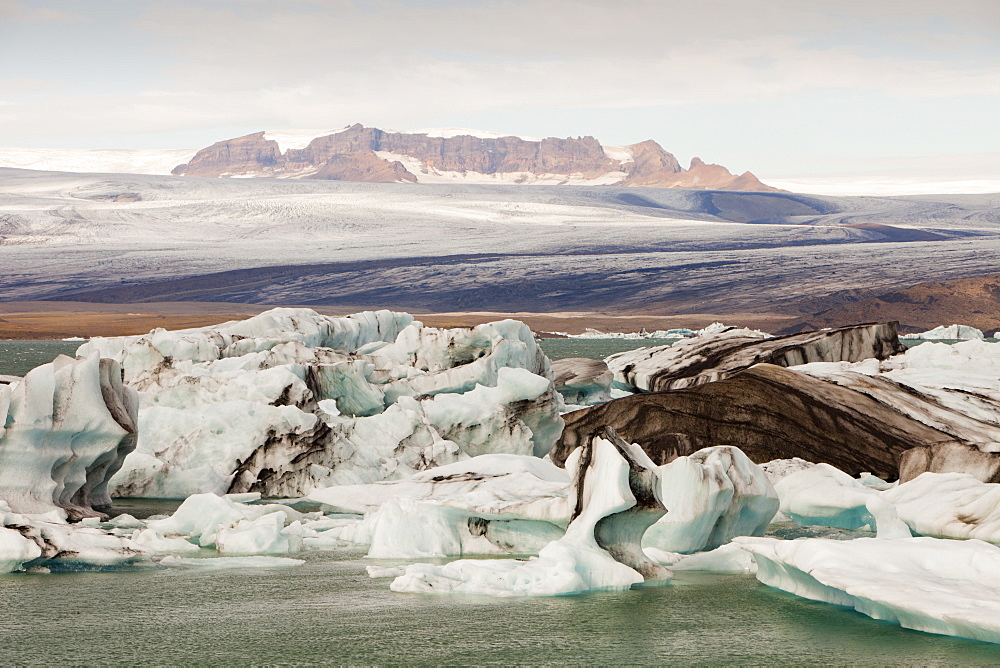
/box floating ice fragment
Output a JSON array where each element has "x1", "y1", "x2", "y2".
[{"x1": 159, "y1": 555, "x2": 305, "y2": 569}]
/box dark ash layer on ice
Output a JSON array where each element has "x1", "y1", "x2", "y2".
[
  {"x1": 78, "y1": 308, "x2": 565, "y2": 499},
  {"x1": 561, "y1": 323, "x2": 1000, "y2": 482}
]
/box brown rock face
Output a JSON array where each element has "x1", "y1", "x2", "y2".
[
  {"x1": 173, "y1": 124, "x2": 778, "y2": 190},
  {"x1": 176, "y1": 131, "x2": 282, "y2": 177},
  {"x1": 619, "y1": 155, "x2": 778, "y2": 191},
  {"x1": 308, "y1": 151, "x2": 417, "y2": 183},
  {"x1": 615, "y1": 139, "x2": 681, "y2": 186}
]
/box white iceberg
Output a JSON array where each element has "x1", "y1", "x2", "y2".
[
  {"x1": 644, "y1": 446, "x2": 778, "y2": 553},
  {"x1": 883, "y1": 471, "x2": 1000, "y2": 544},
  {"x1": 900, "y1": 324, "x2": 985, "y2": 340},
  {"x1": 736, "y1": 536, "x2": 1000, "y2": 644},
  {"x1": 389, "y1": 428, "x2": 669, "y2": 596},
  {"x1": 308, "y1": 453, "x2": 570, "y2": 517},
  {"x1": 774, "y1": 464, "x2": 911, "y2": 539}
]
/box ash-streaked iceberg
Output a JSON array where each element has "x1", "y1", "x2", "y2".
[
  {"x1": 794, "y1": 339, "x2": 1000, "y2": 482},
  {"x1": 80, "y1": 308, "x2": 564, "y2": 498},
  {"x1": 389, "y1": 427, "x2": 669, "y2": 596},
  {"x1": 0, "y1": 353, "x2": 139, "y2": 520},
  {"x1": 604, "y1": 322, "x2": 900, "y2": 392},
  {"x1": 644, "y1": 446, "x2": 778, "y2": 553},
  {"x1": 550, "y1": 357, "x2": 614, "y2": 406}
]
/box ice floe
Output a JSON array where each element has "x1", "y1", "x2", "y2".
[
  {"x1": 159, "y1": 555, "x2": 305, "y2": 569},
  {"x1": 736, "y1": 536, "x2": 1000, "y2": 644}
]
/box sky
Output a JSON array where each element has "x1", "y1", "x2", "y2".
[{"x1": 1, "y1": 0, "x2": 999, "y2": 180}]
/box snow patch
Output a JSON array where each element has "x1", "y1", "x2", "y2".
[{"x1": 263, "y1": 128, "x2": 349, "y2": 154}]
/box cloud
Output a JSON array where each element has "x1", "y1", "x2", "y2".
[
  {"x1": 0, "y1": 0, "x2": 78, "y2": 22},
  {"x1": 1, "y1": 0, "x2": 998, "y2": 151}
]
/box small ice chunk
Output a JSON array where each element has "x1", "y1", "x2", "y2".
[
  {"x1": 159, "y1": 555, "x2": 305, "y2": 569},
  {"x1": 131, "y1": 528, "x2": 200, "y2": 554},
  {"x1": 366, "y1": 564, "x2": 407, "y2": 578}
]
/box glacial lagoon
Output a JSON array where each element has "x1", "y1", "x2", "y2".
[
  {"x1": 4, "y1": 548, "x2": 1000, "y2": 665},
  {"x1": 2, "y1": 338, "x2": 1000, "y2": 664}
]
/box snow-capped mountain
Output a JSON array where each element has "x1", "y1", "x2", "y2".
[{"x1": 171, "y1": 124, "x2": 779, "y2": 191}]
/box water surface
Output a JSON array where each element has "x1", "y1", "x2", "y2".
[
  {"x1": 1, "y1": 551, "x2": 998, "y2": 665},
  {"x1": 0, "y1": 339, "x2": 82, "y2": 376}
]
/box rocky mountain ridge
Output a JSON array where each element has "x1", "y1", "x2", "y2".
[{"x1": 172, "y1": 123, "x2": 778, "y2": 191}]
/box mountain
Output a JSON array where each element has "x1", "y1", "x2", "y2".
[{"x1": 171, "y1": 124, "x2": 779, "y2": 191}]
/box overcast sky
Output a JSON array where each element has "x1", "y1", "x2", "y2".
[{"x1": 2, "y1": 0, "x2": 998, "y2": 178}]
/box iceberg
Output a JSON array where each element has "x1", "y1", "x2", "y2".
[
  {"x1": 308, "y1": 453, "x2": 571, "y2": 516},
  {"x1": 736, "y1": 536, "x2": 1000, "y2": 644},
  {"x1": 551, "y1": 357, "x2": 614, "y2": 405},
  {"x1": 389, "y1": 427, "x2": 669, "y2": 596},
  {"x1": 795, "y1": 339, "x2": 1000, "y2": 482},
  {"x1": 311, "y1": 454, "x2": 572, "y2": 558},
  {"x1": 604, "y1": 322, "x2": 898, "y2": 392},
  {"x1": 81, "y1": 308, "x2": 564, "y2": 498},
  {"x1": 0, "y1": 499, "x2": 148, "y2": 573},
  {"x1": 773, "y1": 465, "x2": 910, "y2": 539},
  {"x1": 901, "y1": 324, "x2": 985, "y2": 340},
  {"x1": 770, "y1": 462, "x2": 1000, "y2": 545},
  {"x1": 0, "y1": 353, "x2": 139, "y2": 519},
  {"x1": 882, "y1": 472, "x2": 1000, "y2": 544},
  {"x1": 562, "y1": 337, "x2": 1000, "y2": 482},
  {"x1": 644, "y1": 446, "x2": 778, "y2": 553}
]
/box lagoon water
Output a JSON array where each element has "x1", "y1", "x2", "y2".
[
  {"x1": 3, "y1": 550, "x2": 1000, "y2": 665},
  {"x1": 0, "y1": 339, "x2": 81, "y2": 376},
  {"x1": 2, "y1": 339, "x2": 1000, "y2": 663}
]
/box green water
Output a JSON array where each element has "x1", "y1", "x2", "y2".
[
  {"x1": 2, "y1": 551, "x2": 999, "y2": 665},
  {"x1": 0, "y1": 340, "x2": 82, "y2": 376},
  {"x1": 539, "y1": 338, "x2": 680, "y2": 361}
]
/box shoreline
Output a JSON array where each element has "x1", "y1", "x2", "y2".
[{"x1": 0, "y1": 301, "x2": 799, "y2": 339}]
